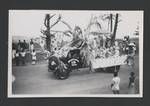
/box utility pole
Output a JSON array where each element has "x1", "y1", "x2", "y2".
[
  {"x1": 110, "y1": 14, "x2": 113, "y2": 32},
  {"x1": 44, "y1": 14, "x2": 51, "y2": 52},
  {"x1": 111, "y1": 13, "x2": 119, "y2": 44}
]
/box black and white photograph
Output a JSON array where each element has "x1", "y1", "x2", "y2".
[{"x1": 8, "y1": 10, "x2": 143, "y2": 97}]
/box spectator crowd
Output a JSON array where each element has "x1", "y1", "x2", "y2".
[
  {"x1": 12, "y1": 39, "x2": 37, "y2": 66},
  {"x1": 12, "y1": 36, "x2": 137, "y2": 94},
  {"x1": 110, "y1": 36, "x2": 137, "y2": 94}
]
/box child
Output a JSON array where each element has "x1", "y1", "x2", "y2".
[
  {"x1": 128, "y1": 72, "x2": 136, "y2": 94},
  {"x1": 128, "y1": 72, "x2": 135, "y2": 88},
  {"x1": 31, "y1": 49, "x2": 36, "y2": 65},
  {"x1": 111, "y1": 72, "x2": 120, "y2": 94}
]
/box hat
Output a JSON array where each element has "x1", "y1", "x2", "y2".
[{"x1": 129, "y1": 42, "x2": 135, "y2": 46}]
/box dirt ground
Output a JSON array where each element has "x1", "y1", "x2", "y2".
[{"x1": 12, "y1": 54, "x2": 139, "y2": 96}]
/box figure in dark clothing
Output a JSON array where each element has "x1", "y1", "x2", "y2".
[
  {"x1": 128, "y1": 72, "x2": 135, "y2": 88},
  {"x1": 12, "y1": 42, "x2": 17, "y2": 50},
  {"x1": 22, "y1": 40, "x2": 28, "y2": 50},
  {"x1": 126, "y1": 43, "x2": 136, "y2": 72},
  {"x1": 30, "y1": 39, "x2": 34, "y2": 45},
  {"x1": 15, "y1": 50, "x2": 20, "y2": 66},
  {"x1": 20, "y1": 49, "x2": 26, "y2": 65},
  {"x1": 128, "y1": 72, "x2": 136, "y2": 94},
  {"x1": 17, "y1": 40, "x2": 22, "y2": 51}
]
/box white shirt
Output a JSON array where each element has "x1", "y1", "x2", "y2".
[
  {"x1": 15, "y1": 53, "x2": 19, "y2": 57},
  {"x1": 12, "y1": 50, "x2": 16, "y2": 59},
  {"x1": 31, "y1": 52, "x2": 36, "y2": 60},
  {"x1": 30, "y1": 44, "x2": 34, "y2": 50},
  {"x1": 12, "y1": 75, "x2": 16, "y2": 83},
  {"x1": 21, "y1": 52, "x2": 26, "y2": 57},
  {"x1": 111, "y1": 76, "x2": 120, "y2": 90}
]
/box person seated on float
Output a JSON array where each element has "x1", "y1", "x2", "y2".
[{"x1": 114, "y1": 41, "x2": 120, "y2": 57}]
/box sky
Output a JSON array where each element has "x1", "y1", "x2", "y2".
[{"x1": 9, "y1": 10, "x2": 143, "y2": 39}]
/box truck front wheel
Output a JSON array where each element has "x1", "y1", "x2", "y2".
[{"x1": 53, "y1": 62, "x2": 70, "y2": 80}]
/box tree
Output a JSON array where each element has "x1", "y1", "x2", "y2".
[
  {"x1": 41, "y1": 14, "x2": 75, "y2": 53},
  {"x1": 100, "y1": 14, "x2": 115, "y2": 32},
  {"x1": 41, "y1": 14, "x2": 61, "y2": 52}
]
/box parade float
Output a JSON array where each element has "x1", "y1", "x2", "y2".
[{"x1": 45, "y1": 14, "x2": 128, "y2": 79}]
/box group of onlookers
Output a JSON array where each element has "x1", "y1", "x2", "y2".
[
  {"x1": 12, "y1": 39, "x2": 37, "y2": 66},
  {"x1": 12, "y1": 36, "x2": 137, "y2": 94},
  {"x1": 110, "y1": 36, "x2": 137, "y2": 94}
]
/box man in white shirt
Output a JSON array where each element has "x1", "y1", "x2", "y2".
[
  {"x1": 111, "y1": 72, "x2": 120, "y2": 94},
  {"x1": 30, "y1": 39, "x2": 34, "y2": 52}
]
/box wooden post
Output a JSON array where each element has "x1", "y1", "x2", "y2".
[
  {"x1": 111, "y1": 13, "x2": 119, "y2": 44},
  {"x1": 110, "y1": 14, "x2": 113, "y2": 32},
  {"x1": 44, "y1": 14, "x2": 51, "y2": 52}
]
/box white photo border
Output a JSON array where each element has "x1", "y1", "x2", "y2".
[{"x1": 8, "y1": 10, "x2": 143, "y2": 98}]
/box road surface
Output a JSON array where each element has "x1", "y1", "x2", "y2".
[{"x1": 12, "y1": 55, "x2": 139, "y2": 95}]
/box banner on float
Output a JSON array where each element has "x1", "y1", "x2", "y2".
[{"x1": 91, "y1": 55, "x2": 127, "y2": 68}]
